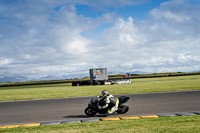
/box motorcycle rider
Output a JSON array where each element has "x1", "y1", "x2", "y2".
[{"x1": 98, "y1": 90, "x2": 119, "y2": 114}]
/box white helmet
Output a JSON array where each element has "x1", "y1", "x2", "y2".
[{"x1": 101, "y1": 90, "x2": 109, "y2": 96}]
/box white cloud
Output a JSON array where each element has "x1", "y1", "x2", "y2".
[
  {"x1": 0, "y1": 0, "x2": 200, "y2": 81},
  {"x1": 98, "y1": 17, "x2": 146, "y2": 49},
  {"x1": 90, "y1": 0, "x2": 200, "y2": 73},
  {"x1": 151, "y1": 9, "x2": 191, "y2": 23},
  {"x1": 0, "y1": 58, "x2": 13, "y2": 66},
  {"x1": 60, "y1": 37, "x2": 90, "y2": 55},
  {"x1": 150, "y1": 0, "x2": 200, "y2": 24}
]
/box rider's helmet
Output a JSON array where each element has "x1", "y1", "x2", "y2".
[{"x1": 101, "y1": 90, "x2": 109, "y2": 96}]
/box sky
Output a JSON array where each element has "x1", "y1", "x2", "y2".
[{"x1": 0, "y1": 0, "x2": 200, "y2": 81}]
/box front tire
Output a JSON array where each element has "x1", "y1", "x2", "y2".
[
  {"x1": 85, "y1": 107, "x2": 97, "y2": 117},
  {"x1": 117, "y1": 104, "x2": 129, "y2": 114}
]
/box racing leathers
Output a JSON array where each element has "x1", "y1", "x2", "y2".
[{"x1": 98, "y1": 94, "x2": 119, "y2": 114}]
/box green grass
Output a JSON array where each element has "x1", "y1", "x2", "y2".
[
  {"x1": 1, "y1": 75, "x2": 200, "y2": 132},
  {"x1": 0, "y1": 75, "x2": 200, "y2": 101},
  {"x1": 1, "y1": 72, "x2": 199, "y2": 87},
  {"x1": 1, "y1": 115, "x2": 200, "y2": 133}
]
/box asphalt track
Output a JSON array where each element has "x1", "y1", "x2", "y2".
[{"x1": 0, "y1": 90, "x2": 200, "y2": 125}]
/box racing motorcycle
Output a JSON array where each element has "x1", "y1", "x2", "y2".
[{"x1": 85, "y1": 96, "x2": 130, "y2": 116}]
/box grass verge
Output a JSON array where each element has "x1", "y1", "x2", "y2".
[
  {"x1": 1, "y1": 115, "x2": 200, "y2": 133},
  {"x1": 0, "y1": 75, "x2": 200, "y2": 101}
]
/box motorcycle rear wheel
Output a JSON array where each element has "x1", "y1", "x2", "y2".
[
  {"x1": 117, "y1": 104, "x2": 129, "y2": 114},
  {"x1": 85, "y1": 107, "x2": 97, "y2": 116}
]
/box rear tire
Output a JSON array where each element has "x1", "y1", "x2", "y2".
[
  {"x1": 85, "y1": 107, "x2": 97, "y2": 117},
  {"x1": 117, "y1": 104, "x2": 129, "y2": 114}
]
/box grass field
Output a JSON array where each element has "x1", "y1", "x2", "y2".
[
  {"x1": 0, "y1": 75, "x2": 200, "y2": 101},
  {"x1": 1, "y1": 115, "x2": 200, "y2": 133},
  {"x1": 1, "y1": 75, "x2": 200, "y2": 132}
]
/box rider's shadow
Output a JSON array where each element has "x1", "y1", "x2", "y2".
[{"x1": 63, "y1": 115, "x2": 89, "y2": 118}]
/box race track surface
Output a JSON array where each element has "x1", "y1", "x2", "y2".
[{"x1": 0, "y1": 90, "x2": 200, "y2": 125}]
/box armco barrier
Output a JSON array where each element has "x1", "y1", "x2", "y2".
[{"x1": 0, "y1": 111, "x2": 200, "y2": 129}]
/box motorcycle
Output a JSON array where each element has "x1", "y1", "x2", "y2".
[{"x1": 85, "y1": 96, "x2": 130, "y2": 116}]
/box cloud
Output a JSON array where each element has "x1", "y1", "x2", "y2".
[
  {"x1": 150, "y1": 0, "x2": 192, "y2": 23},
  {"x1": 0, "y1": 58, "x2": 13, "y2": 66},
  {"x1": 71, "y1": 0, "x2": 148, "y2": 10},
  {"x1": 88, "y1": 0, "x2": 200, "y2": 73},
  {"x1": 0, "y1": 0, "x2": 200, "y2": 81}
]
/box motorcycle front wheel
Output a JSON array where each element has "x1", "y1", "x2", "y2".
[
  {"x1": 85, "y1": 107, "x2": 97, "y2": 117},
  {"x1": 116, "y1": 104, "x2": 129, "y2": 114}
]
